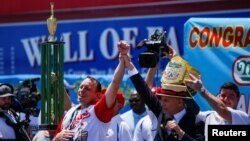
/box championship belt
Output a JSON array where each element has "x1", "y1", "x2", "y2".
[{"x1": 161, "y1": 55, "x2": 200, "y2": 94}]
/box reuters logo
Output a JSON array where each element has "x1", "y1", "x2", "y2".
[{"x1": 233, "y1": 56, "x2": 250, "y2": 85}]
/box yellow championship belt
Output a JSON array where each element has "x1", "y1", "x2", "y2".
[{"x1": 161, "y1": 55, "x2": 200, "y2": 93}]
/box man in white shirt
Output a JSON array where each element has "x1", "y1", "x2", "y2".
[
  {"x1": 105, "y1": 90, "x2": 132, "y2": 141},
  {"x1": 121, "y1": 90, "x2": 148, "y2": 136},
  {"x1": 133, "y1": 110, "x2": 158, "y2": 141},
  {"x1": 185, "y1": 75, "x2": 250, "y2": 141},
  {"x1": 53, "y1": 40, "x2": 128, "y2": 141}
]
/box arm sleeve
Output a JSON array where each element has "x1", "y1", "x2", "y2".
[
  {"x1": 128, "y1": 68, "x2": 138, "y2": 77},
  {"x1": 130, "y1": 73, "x2": 162, "y2": 118},
  {"x1": 94, "y1": 95, "x2": 114, "y2": 123},
  {"x1": 229, "y1": 108, "x2": 250, "y2": 124},
  {"x1": 196, "y1": 111, "x2": 213, "y2": 122}
]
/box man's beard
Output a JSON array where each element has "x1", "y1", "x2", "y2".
[{"x1": 1, "y1": 105, "x2": 10, "y2": 110}]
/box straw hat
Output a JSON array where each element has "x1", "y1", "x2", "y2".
[{"x1": 157, "y1": 55, "x2": 200, "y2": 115}]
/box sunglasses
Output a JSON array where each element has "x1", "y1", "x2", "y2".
[{"x1": 129, "y1": 99, "x2": 140, "y2": 103}]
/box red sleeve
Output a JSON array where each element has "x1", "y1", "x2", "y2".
[
  {"x1": 54, "y1": 114, "x2": 65, "y2": 137},
  {"x1": 94, "y1": 95, "x2": 114, "y2": 123}
]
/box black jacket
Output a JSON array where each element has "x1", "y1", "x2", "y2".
[{"x1": 130, "y1": 73, "x2": 204, "y2": 141}]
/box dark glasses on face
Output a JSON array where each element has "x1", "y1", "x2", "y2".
[{"x1": 129, "y1": 99, "x2": 140, "y2": 103}]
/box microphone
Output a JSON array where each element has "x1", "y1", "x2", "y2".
[{"x1": 161, "y1": 113, "x2": 178, "y2": 139}]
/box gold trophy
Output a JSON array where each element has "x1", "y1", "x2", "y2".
[{"x1": 47, "y1": 2, "x2": 57, "y2": 42}]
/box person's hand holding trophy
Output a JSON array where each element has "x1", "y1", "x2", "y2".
[{"x1": 47, "y1": 2, "x2": 57, "y2": 42}]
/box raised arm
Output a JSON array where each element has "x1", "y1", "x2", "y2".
[
  {"x1": 145, "y1": 63, "x2": 158, "y2": 89},
  {"x1": 105, "y1": 41, "x2": 127, "y2": 108},
  {"x1": 185, "y1": 74, "x2": 232, "y2": 122},
  {"x1": 145, "y1": 44, "x2": 177, "y2": 88},
  {"x1": 121, "y1": 43, "x2": 162, "y2": 117}
]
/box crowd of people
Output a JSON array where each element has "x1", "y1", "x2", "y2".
[{"x1": 0, "y1": 40, "x2": 249, "y2": 141}]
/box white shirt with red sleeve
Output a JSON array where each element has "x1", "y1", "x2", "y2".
[{"x1": 61, "y1": 95, "x2": 114, "y2": 141}]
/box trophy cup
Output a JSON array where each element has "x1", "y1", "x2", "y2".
[{"x1": 47, "y1": 2, "x2": 57, "y2": 42}]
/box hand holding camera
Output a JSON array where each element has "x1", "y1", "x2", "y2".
[{"x1": 137, "y1": 29, "x2": 172, "y2": 68}]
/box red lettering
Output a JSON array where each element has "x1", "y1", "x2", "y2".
[
  {"x1": 188, "y1": 25, "x2": 250, "y2": 49},
  {"x1": 234, "y1": 26, "x2": 244, "y2": 47},
  {"x1": 69, "y1": 110, "x2": 90, "y2": 129},
  {"x1": 199, "y1": 27, "x2": 210, "y2": 48},
  {"x1": 222, "y1": 26, "x2": 233, "y2": 48},
  {"x1": 189, "y1": 27, "x2": 199, "y2": 48},
  {"x1": 210, "y1": 27, "x2": 222, "y2": 47},
  {"x1": 244, "y1": 27, "x2": 250, "y2": 47}
]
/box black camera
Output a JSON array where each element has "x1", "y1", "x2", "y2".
[
  {"x1": 11, "y1": 77, "x2": 41, "y2": 117},
  {"x1": 137, "y1": 29, "x2": 169, "y2": 68}
]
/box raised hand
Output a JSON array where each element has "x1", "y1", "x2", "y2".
[
  {"x1": 117, "y1": 40, "x2": 130, "y2": 55},
  {"x1": 163, "y1": 44, "x2": 177, "y2": 59},
  {"x1": 185, "y1": 73, "x2": 203, "y2": 92}
]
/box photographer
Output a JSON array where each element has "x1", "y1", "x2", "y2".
[
  {"x1": 0, "y1": 83, "x2": 31, "y2": 141},
  {"x1": 12, "y1": 78, "x2": 41, "y2": 139}
]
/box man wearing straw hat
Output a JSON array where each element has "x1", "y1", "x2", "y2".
[{"x1": 120, "y1": 41, "x2": 204, "y2": 141}]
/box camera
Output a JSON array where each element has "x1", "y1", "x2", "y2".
[
  {"x1": 137, "y1": 29, "x2": 169, "y2": 68},
  {"x1": 6, "y1": 77, "x2": 41, "y2": 141},
  {"x1": 11, "y1": 77, "x2": 41, "y2": 117}
]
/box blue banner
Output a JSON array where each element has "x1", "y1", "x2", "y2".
[
  {"x1": 184, "y1": 18, "x2": 250, "y2": 116},
  {"x1": 1, "y1": 10, "x2": 250, "y2": 114},
  {"x1": 1, "y1": 10, "x2": 250, "y2": 75}
]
